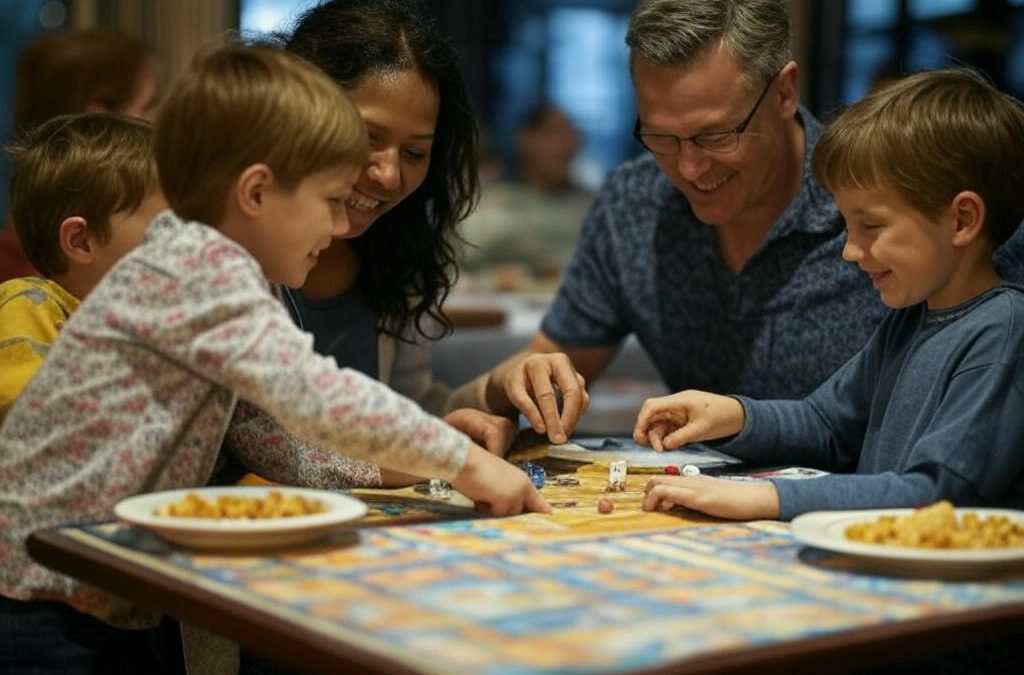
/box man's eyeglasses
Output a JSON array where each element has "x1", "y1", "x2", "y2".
[{"x1": 633, "y1": 70, "x2": 779, "y2": 155}]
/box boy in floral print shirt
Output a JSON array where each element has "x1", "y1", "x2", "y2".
[{"x1": 0, "y1": 42, "x2": 549, "y2": 674}]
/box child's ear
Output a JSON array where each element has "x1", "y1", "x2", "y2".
[
  {"x1": 235, "y1": 163, "x2": 274, "y2": 217},
  {"x1": 950, "y1": 190, "x2": 986, "y2": 248},
  {"x1": 58, "y1": 216, "x2": 95, "y2": 264}
]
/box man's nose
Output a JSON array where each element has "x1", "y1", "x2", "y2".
[{"x1": 675, "y1": 141, "x2": 712, "y2": 181}]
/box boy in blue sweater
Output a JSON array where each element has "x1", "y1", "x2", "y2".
[{"x1": 632, "y1": 68, "x2": 1024, "y2": 520}]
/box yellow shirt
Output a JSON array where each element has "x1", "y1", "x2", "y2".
[{"x1": 0, "y1": 277, "x2": 79, "y2": 421}]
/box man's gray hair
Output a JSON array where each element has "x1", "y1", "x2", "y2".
[{"x1": 626, "y1": 0, "x2": 791, "y2": 87}]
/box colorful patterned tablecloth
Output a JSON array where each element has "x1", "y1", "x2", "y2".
[{"x1": 61, "y1": 508, "x2": 1024, "y2": 675}]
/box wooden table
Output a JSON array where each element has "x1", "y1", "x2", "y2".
[{"x1": 28, "y1": 454, "x2": 1024, "y2": 675}]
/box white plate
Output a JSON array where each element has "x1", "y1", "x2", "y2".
[
  {"x1": 791, "y1": 508, "x2": 1024, "y2": 580},
  {"x1": 114, "y1": 487, "x2": 367, "y2": 551}
]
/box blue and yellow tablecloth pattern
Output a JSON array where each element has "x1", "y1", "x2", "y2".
[{"x1": 66, "y1": 512, "x2": 1024, "y2": 675}]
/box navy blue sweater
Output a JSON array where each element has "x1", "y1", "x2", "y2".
[{"x1": 721, "y1": 284, "x2": 1024, "y2": 520}]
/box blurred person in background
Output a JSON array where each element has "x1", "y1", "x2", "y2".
[
  {"x1": 460, "y1": 103, "x2": 594, "y2": 291},
  {"x1": 1, "y1": 27, "x2": 159, "y2": 282}
]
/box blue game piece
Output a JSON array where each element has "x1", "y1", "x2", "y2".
[{"x1": 523, "y1": 461, "x2": 546, "y2": 488}]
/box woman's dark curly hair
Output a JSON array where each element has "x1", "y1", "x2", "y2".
[{"x1": 286, "y1": 0, "x2": 479, "y2": 340}]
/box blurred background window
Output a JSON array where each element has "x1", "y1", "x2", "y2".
[
  {"x1": 827, "y1": 0, "x2": 1024, "y2": 108},
  {"x1": 238, "y1": 0, "x2": 319, "y2": 35}
]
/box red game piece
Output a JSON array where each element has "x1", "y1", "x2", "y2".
[
  {"x1": 597, "y1": 498, "x2": 614, "y2": 514},
  {"x1": 664, "y1": 465, "x2": 680, "y2": 475}
]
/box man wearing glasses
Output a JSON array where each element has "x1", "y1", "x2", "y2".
[{"x1": 453, "y1": 0, "x2": 1018, "y2": 441}]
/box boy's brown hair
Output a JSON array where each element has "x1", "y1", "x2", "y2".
[
  {"x1": 7, "y1": 112, "x2": 157, "y2": 277},
  {"x1": 155, "y1": 42, "x2": 368, "y2": 225},
  {"x1": 813, "y1": 68, "x2": 1024, "y2": 249}
]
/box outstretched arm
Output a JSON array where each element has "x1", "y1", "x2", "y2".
[
  {"x1": 225, "y1": 399, "x2": 384, "y2": 489},
  {"x1": 226, "y1": 403, "x2": 520, "y2": 489}
]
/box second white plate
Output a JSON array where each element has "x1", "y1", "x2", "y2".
[
  {"x1": 791, "y1": 507, "x2": 1024, "y2": 580},
  {"x1": 114, "y1": 486, "x2": 367, "y2": 551}
]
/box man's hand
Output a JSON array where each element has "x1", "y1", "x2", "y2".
[{"x1": 485, "y1": 352, "x2": 589, "y2": 444}]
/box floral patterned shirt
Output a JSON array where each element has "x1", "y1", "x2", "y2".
[
  {"x1": 223, "y1": 399, "x2": 383, "y2": 488},
  {"x1": 0, "y1": 211, "x2": 468, "y2": 623}
]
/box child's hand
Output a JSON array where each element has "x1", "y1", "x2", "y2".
[
  {"x1": 451, "y1": 444, "x2": 553, "y2": 516},
  {"x1": 632, "y1": 389, "x2": 745, "y2": 450},
  {"x1": 443, "y1": 408, "x2": 516, "y2": 457},
  {"x1": 643, "y1": 475, "x2": 780, "y2": 520}
]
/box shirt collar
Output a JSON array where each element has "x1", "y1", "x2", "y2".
[{"x1": 768, "y1": 106, "x2": 842, "y2": 241}]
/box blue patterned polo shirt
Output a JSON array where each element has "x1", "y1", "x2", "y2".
[{"x1": 541, "y1": 109, "x2": 888, "y2": 399}]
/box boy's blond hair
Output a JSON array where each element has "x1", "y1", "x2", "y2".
[
  {"x1": 155, "y1": 42, "x2": 368, "y2": 225},
  {"x1": 813, "y1": 68, "x2": 1024, "y2": 248},
  {"x1": 7, "y1": 112, "x2": 157, "y2": 277}
]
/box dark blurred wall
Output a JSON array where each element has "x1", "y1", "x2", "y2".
[{"x1": 430, "y1": 0, "x2": 510, "y2": 124}]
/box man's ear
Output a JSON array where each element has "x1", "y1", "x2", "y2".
[
  {"x1": 234, "y1": 163, "x2": 274, "y2": 217},
  {"x1": 58, "y1": 216, "x2": 94, "y2": 264},
  {"x1": 775, "y1": 60, "x2": 800, "y2": 118},
  {"x1": 950, "y1": 190, "x2": 986, "y2": 248}
]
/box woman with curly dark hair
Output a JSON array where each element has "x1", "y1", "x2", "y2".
[
  {"x1": 224, "y1": 2, "x2": 586, "y2": 491},
  {"x1": 284, "y1": 0, "x2": 475, "y2": 353}
]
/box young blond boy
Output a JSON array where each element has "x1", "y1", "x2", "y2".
[
  {"x1": 0, "y1": 43, "x2": 547, "y2": 673},
  {"x1": 632, "y1": 69, "x2": 1024, "y2": 521},
  {"x1": 0, "y1": 113, "x2": 166, "y2": 422}
]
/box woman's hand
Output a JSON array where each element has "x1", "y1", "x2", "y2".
[
  {"x1": 443, "y1": 408, "x2": 517, "y2": 457},
  {"x1": 633, "y1": 389, "x2": 744, "y2": 451},
  {"x1": 643, "y1": 475, "x2": 780, "y2": 520}
]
